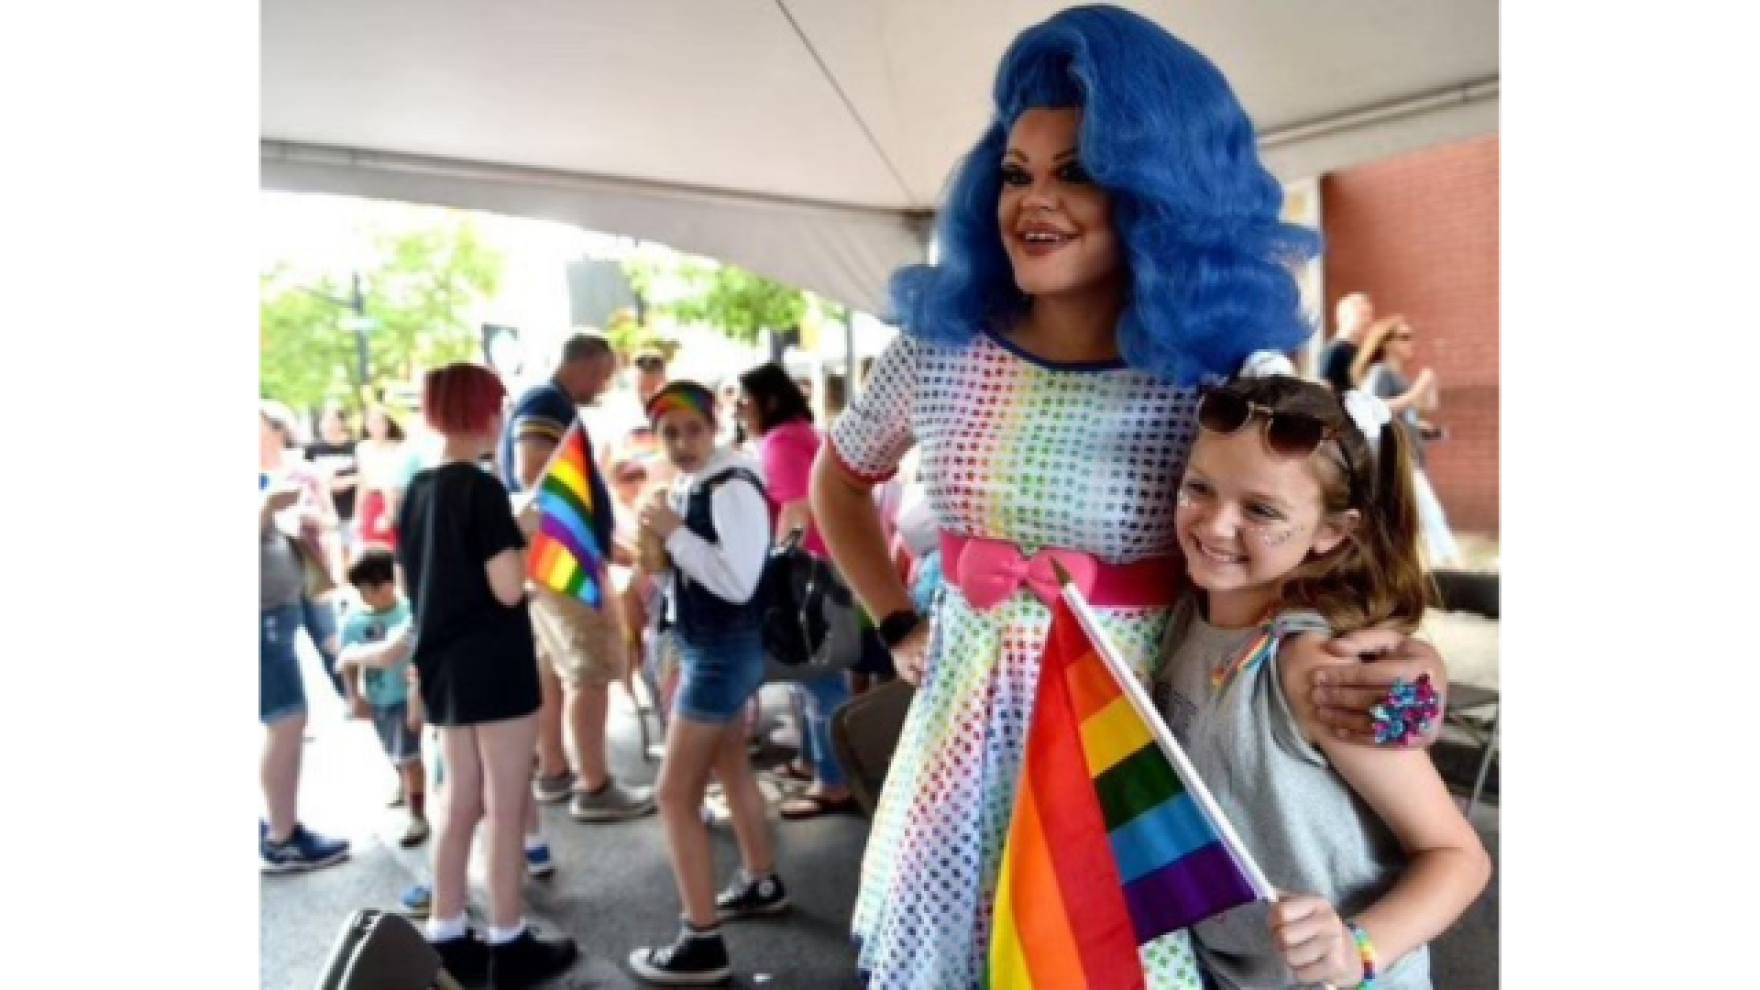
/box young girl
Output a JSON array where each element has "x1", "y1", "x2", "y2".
[
  {"x1": 392, "y1": 363, "x2": 576, "y2": 987},
  {"x1": 1159, "y1": 373, "x2": 1490, "y2": 989},
  {"x1": 627, "y1": 381, "x2": 789, "y2": 986}
]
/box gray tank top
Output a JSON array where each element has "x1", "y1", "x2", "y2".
[{"x1": 1157, "y1": 595, "x2": 1430, "y2": 990}]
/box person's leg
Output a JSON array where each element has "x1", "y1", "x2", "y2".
[
  {"x1": 711, "y1": 720, "x2": 775, "y2": 880},
  {"x1": 477, "y1": 714, "x2": 578, "y2": 982},
  {"x1": 533, "y1": 652, "x2": 572, "y2": 800},
  {"x1": 473, "y1": 715, "x2": 541, "y2": 932},
  {"x1": 565, "y1": 613, "x2": 655, "y2": 821},
  {"x1": 262, "y1": 711, "x2": 305, "y2": 842},
  {"x1": 628, "y1": 634, "x2": 754, "y2": 983},
  {"x1": 569, "y1": 680, "x2": 611, "y2": 791},
  {"x1": 655, "y1": 714, "x2": 730, "y2": 927},
  {"x1": 431, "y1": 726, "x2": 484, "y2": 932},
  {"x1": 788, "y1": 671, "x2": 852, "y2": 807},
  {"x1": 299, "y1": 593, "x2": 346, "y2": 699}
]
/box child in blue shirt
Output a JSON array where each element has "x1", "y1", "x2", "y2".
[{"x1": 340, "y1": 548, "x2": 429, "y2": 847}]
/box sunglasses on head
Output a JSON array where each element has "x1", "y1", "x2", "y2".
[{"x1": 1197, "y1": 386, "x2": 1340, "y2": 459}]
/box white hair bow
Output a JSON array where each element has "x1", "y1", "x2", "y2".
[
  {"x1": 1239, "y1": 350, "x2": 1296, "y2": 379},
  {"x1": 1342, "y1": 390, "x2": 1392, "y2": 439}
]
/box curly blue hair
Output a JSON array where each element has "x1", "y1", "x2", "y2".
[{"x1": 890, "y1": 4, "x2": 1321, "y2": 385}]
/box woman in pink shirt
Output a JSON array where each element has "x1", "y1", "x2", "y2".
[{"x1": 735, "y1": 364, "x2": 859, "y2": 818}]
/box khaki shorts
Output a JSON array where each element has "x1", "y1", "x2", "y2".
[{"x1": 529, "y1": 583, "x2": 628, "y2": 688}]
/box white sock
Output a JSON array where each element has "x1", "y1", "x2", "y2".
[
  {"x1": 524, "y1": 833, "x2": 547, "y2": 852},
  {"x1": 426, "y1": 912, "x2": 467, "y2": 943},
  {"x1": 487, "y1": 920, "x2": 526, "y2": 945}
]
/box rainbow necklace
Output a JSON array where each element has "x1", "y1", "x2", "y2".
[{"x1": 1209, "y1": 608, "x2": 1279, "y2": 691}]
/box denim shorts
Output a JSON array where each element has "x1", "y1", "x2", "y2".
[
  {"x1": 673, "y1": 626, "x2": 766, "y2": 724},
  {"x1": 260, "y1": 603, "x2": 306, "y2": 725},
  {"x1": 372, "y1": 701, "x2": 422, "y2": 766}
]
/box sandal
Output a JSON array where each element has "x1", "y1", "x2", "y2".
[
  {"x1": 779, "y1": 792, "x2": 861, "y2": 820},
  {"x1": 769, "y1": 762, "x2": 814, "y2": 784}
]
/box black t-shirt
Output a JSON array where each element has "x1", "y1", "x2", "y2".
[
  {"x1": 1319, "y1": 339, "x2": 1359, "y2": 395},
  {"x1": 396, "y1": 462, "x2": 540, "y2": 726},
  {"x1": 305, "y1": 441, "x2": 358, "y2": 521}
]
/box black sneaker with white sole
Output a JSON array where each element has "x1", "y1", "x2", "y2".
[
  {"x1": 713, "y1": 870, "x2": 789, "y2": 920},
  {"x1": 628, "y1": 925, "x2": 732, "y2": 986},
  {"x1": 431, "y1": 930, "x2": 490, "y2": 986},
  {"x1": 490, "y1": 927, "x2": 578, "y2": 988}
]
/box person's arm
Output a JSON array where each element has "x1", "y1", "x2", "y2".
[
  {"x1": 655, "y1": 478, "x2": 769, "y2": 603},
  {"x1": 260, "y1": 487, "x2": 298, "y2": 533},
  {"x1": 1310, "y1": 631, "x2": 1450, "y2": 746},
  {"x1": 810, "y1": 334, "x2": 927, "y2": 676},
  {"x1": 1271, "y1": 637, "x2": 1491, "y2": 985},
  {"x1": 1366, "y1": 365, "x2": 1430, "y2": 414}
]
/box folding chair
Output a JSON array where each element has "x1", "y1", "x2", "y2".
[
  {"x1": 1430, "y1": 569, "x2": 1500, "y2": 817},
  {"x1": 311, "y1": 909, "x2": 464, "y2": 990},
  {"x1": 829, "y1": 681, "x2": 915, "y2": 817}
]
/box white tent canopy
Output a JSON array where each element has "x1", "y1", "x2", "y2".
[{"x1": 262, "y1": 0, "x2": 1498, "y2": 314}]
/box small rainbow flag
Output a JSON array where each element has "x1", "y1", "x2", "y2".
[
  {"x1": 526, "y1": 421, "x2": 605, "y2": 609},
  {"x1": 990, "y1": 590, "x2": 1271, "y2": 989}
]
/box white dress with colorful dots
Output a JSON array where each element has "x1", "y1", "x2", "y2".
[{"x1": 829, "y1": 331, "x2": 1205, "y2": 990}]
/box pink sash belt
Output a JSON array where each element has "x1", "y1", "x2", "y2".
[{"x1": 940, "y1": 531, "x2": 1178, "y2": 611}]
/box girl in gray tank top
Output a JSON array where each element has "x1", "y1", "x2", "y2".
[{"x1": 1157, "y1": 374, "x2": 1489, "y2": 989}]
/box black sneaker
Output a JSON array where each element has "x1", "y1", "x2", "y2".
[
  {"x1": 490, "y1": 926, "x2": 578, "y2": 988},
  {"x1": 714, "y1": 870, "x2": 790, "y2": 920},
  {"x1": 628, "y1": 926, "x2": 732, "y2": 986},
  {"x1": 431, "y1": 929, "x2": 491, "y2": 986}
]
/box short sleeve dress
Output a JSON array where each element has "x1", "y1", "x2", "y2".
[{"x1": 830, "y1": 330, "x2": 1204, "y2": 990}]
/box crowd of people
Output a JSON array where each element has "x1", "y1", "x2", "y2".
[{"x1": 259, "y1": 6, "x2": 1489, "y2": 988}]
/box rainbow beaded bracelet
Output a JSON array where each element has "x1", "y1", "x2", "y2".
[{"x1": 1347, "y1": 920, "x2": 1378, "y2": 988}]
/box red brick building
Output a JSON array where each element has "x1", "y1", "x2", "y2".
[{"x1": 1320, "y1": 135, "x2": 1499, "y2": 536}]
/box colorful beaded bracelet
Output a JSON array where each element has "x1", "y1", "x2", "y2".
[{"x1": 1347, "y1": 920, "x2": 1378, "y2": 988}]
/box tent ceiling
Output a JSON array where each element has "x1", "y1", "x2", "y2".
[{"x1": 262, "y1": 0, "x2": 1497, "y2": 313}]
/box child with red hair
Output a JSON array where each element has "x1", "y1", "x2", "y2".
[{"x1": 388, "y1": 363, "x2": 578, "y2": 986}]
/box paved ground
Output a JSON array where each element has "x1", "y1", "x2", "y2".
[{"x1": 262, "y1": 641, "x2": 1498, "y2": 989}]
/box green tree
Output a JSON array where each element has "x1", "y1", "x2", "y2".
[
  {"x1": 260, "y1": 217, "x2": 505, "y2": 411},
  {"x1": 624, "y1": 254, "x2": 808, "y2": 346}
]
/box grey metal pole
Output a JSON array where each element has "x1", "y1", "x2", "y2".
[{"x1": 351, "y1": 272, "x2": 370, "y2": 392}]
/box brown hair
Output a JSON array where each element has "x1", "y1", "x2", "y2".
[
  {"x1": 1220, "y1": 375, "x2": 1432, "y2": 634},
  {"x1": 423, "y1": 363, "x2": 506, "y2": 436},
  {"x1": 1350, "y1": 315, "x2": 1411, "y2": 386}
]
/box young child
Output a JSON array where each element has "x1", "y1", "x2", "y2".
[
  {"x1": 338, "y1": 548, "x2": 428, "y2": 847},
  {"x1": 1159, "y1": 374, "x2": 1490, "y2": 989},
  {"x1": 371, "y1": 363, "x2": 576, "y2": 988},
  {"x1": 627, "y1": 381, "x2": 789, "y2": 986}
]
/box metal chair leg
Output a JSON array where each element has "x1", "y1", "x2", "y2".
[{"x1": 1466, "y1": 708, "x2": 1499, "y2": 818}]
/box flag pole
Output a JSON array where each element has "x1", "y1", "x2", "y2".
[{"x1": 1048, "y1": 560, "x2": 1277, "y2": 903}]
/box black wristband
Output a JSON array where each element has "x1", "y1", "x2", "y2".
[{"x1": 877, "y1": 609, "x2": 922, "y2": 649}]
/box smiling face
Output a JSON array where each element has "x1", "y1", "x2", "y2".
[
  {"x1": 997, "y1": 107, "x2": 1124, "y2": 300},
  {"x1": 1176, "y1": 427, "x2": 1356, "y2": 625}
]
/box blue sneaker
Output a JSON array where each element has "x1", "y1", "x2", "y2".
[
  {"x1": 399, "y1": 882, "x2": 432, "y2": 918},
  {"x1": 525, "y1": 841, "x2": 555, "y2": 878},
  {"x1": 260, "y1": 823, "x2": 350, "y2": 874}
]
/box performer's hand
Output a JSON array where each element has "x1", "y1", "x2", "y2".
[
  {"x1": 348, "y1": 694, "x2": 373, "y2": 721},
  {"x1": 1312, "y1": 629, "x2": 1448, "y2": 747},
  {"x1": 1267, "y1": 893, "x2": 1360, "y2": 988},
  {"x1": 639, "y1": 501, "x2": 683, "y2": 540},
  {"x1": 890, "y1": 621, "x2": 932, "y2": 687}
]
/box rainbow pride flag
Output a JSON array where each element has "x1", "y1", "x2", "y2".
[
  {"x1": 526, "y1": 421, "x2": 605, "y2": 609},
  {"x1": 990, "y1": 592, "x2": 1271, "y2": 989}
]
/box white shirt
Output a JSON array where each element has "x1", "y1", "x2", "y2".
[{"x1": 662, "y1": 447, "x2": 770, "y2": 614}]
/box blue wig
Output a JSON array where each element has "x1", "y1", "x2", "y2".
[{"x1": 890, "y1": 4, "x2": 1321, "y2": 385}]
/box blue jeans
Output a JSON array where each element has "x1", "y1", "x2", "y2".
[
  {"x1": 797, "y1": 671, "x2": 850, "y2": 789},
  {"x1": 261, "y1": 603, "x2": 307, "y2": 724},
  {"x1": 300, "y1": 594, "x2": 344, "y2": 698}
]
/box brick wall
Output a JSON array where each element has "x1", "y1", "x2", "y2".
[{"x1": 1321, "y1": 135, "x2": 1499, "y2": 536}]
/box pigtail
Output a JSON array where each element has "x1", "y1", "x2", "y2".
[{"x1": 1360, "y1": 418, "x2": 1434, "y2": 628}]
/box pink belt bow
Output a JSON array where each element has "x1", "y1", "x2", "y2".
[{"x1": 940, "y1": 532, "x2": 1179, "y2": 612}]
